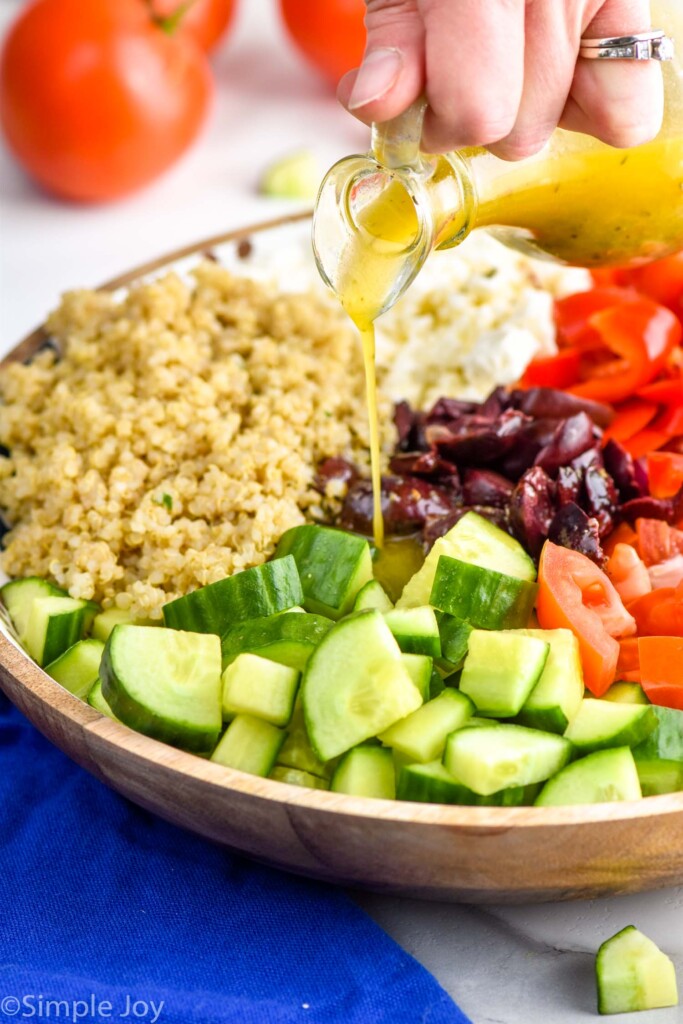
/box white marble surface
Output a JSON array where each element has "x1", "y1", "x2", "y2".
[{"x1": 1, "y1": 2, "x2": 682, "y2": 1022}]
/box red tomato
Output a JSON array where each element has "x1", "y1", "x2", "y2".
[
  {"x1": 0, "y1": 0, "x2": 212, "y2": 202},
  {"x1": 279, "y1": 0, "x2": 366, "y2": 86},
  {"x1": 638, "y1": 636, "x2": 683, "y2": 709},
  {"x1": 536, "y1": 542, "x2": 636, "y2": 696},
  {"x1": 153, "y1": 0, "x2": 236, "y2": 53},
  {"x1": 629, "y1": 582, "x2": 683, "y2": 637},
  {"x1": 647, "y1": 452, "x2": 683, "y2": 499}
]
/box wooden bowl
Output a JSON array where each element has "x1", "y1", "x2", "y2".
[{"x1": 2, "y1": 215, "x2": 682, "y2": 904}]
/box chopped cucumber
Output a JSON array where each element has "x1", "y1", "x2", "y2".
[
  {"x1": 331, "y1": 745, "x2": 395, "y2": 799},
  {"x1": 400, "y1": 653, "x2": 433, "y2": 702},
  {"x1": 87, "y1": 678, "x2": 119, "y2": 721},
  {"x1": 221, "y1": 652, "x2": 299, "y2": 727},
  {"x1": 429, "y1": 668, "x2": 446, "y2": 699},
  {"x1": 436, "y1": 613, "x2": 472, "y2": 670},
  {"x1": 162, "y1": 556, "x2": 303, "y2": 635},
  {"x1": 353, "y1": 579, "x2": 393, "y2": 613},
  {"x1": 460, "y1": 630, "x2": 549, "y2": 718},
  {"x1": 221, "y1": 611, "x2": 331, "y2": 671},
  {"x1": 45, "y1": 638, "x2": 105, "y2": 700},
  {"x1": 301, "y1": 610, "x2": 422, "y2": 761},
  {"x1": 535, "y1": 747, "x2": 642, "y2": 806},
  {"x1": 398, "y1": 511, "x2": 535, "y2": 609},
  {"x1": 379, "y1": 689, "x2": 473, "y2": 763},
  {"x1": 383, "y1": 606, "x2": 441, "y2": 657},
  {"x1": 210, "y1": 714, "x2": 285, "y2": 776},
  {"x1": 430, "y1": 556, "x2": 538, "y2": 630},
  {"x1": 260, "y1": 150, "x2": 320, "y2": 200},
  {"x1": 101, "y1": 625, "x2": 222, "y2": 754},
  {"x1": 596, "y1": 926, "x2": 678, "y2": 1015},
  {"x1": 635, "y1": 760, "x2": 683, "y2": 796},
  {"x1": 24, "y1": 596, "x2": 93, "y2": 667},
  {"x1": 397, "y1": 760, "x2": 538, "y2": 806},
  {"x1": 274, "y1": 524, "x2": 373, "y2": 619},
  {"x1": 444, "y1": 723, "x2": 572, "y2": 796},
  {"x1": 1, "y1": 576, "x2": 67, "y2": 640},
  {"x1": 276, "y1": 698, "x2": 331, "y2": 779},
  {"x1": 603, "y1": 681, "x2": 649, "y2": 705},
  {"x1": 269, "y1": 765, "x2": 329, "y2": 790},
  {"x1": 513, "y1": 628, "x2": 584, "y2": 734},
  {"x1": 632, "y1": 706, "x2": 683, "y2": 795},
  {"x1": 564, "y1": 699, "x2": 656, "y2": 754},
  {"x1": 92, "y1": 607, "x2": 155, "y2": 642}
]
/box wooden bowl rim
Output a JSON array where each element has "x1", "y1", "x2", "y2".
[{"x1": 3, "y1": 211, "x2": 682, "y2": 831}]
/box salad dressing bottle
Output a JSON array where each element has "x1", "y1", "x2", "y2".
[{"x1": 313, "y1": 0, "x2": 683, "y2": 548}]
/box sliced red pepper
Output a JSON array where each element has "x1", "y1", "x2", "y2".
[
  {"x1": 536, "y1": 541, "x2": 636, "y2": 696},
  {"x1": 636, "y1": 377, "x2": 683, "y2": 405},
  {"x1": 568, "y1": 299, "x2": 682, "y2": 405},
  {"x1": 638, "y1": 636, "x2": 683, "y2": 709},
  {"x1": 620, "y1": 253, "x2": 683, "y2": 318},
  {"x1": 521, "y1": 349, "x2": 582, "y2": 390},
  {"x1": 628, "y1": 581, "x2": 683, "y2": 636},
  {"x1": 554, "y1": 287, "x2": 637, "y2": 350},
  {"x1": 602, "y1": 398, "x2": 658, "y2": 444},
  {"x1": 647, "y1": 452, "x2": 683, "y2": 499}
]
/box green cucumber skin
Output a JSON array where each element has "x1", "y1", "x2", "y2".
[
  {"x1": 397, "y1": 762, "x2": 538, "y2": 806},
  {"x1": 1, "y1": 577, "x2": 68, "y2": 639},
  {"x1": 32, "y1": 600, "x2": 91, "y2": 667},
  {"x1": 162, "y1": 556, "x2": 303, "y2": 635},
  {"x1": 535, "y1": 747, "x2": 642, "y2": 807},
  {"x1": 596, "y1": 925, "x2": 679, "y2": 1015},
  {"x1": 274, "y1": 525, "x2": 372, "y2": 619},
  {"x1": 331, "y1": 745, "x2": 396, "y2": 800},
  {"x1": 632, "y1": 706, "x2": 683, "y2": 763},
  {"x1": 635, "y1": 758, "x2": 683, "y2": 796},
  {"x1": 383, "y1": 608, "x2": 441, "y2": 658},
  {"x1": 353, "y1": 580, "x2": 393, "y2": 613},
  {"x1": 430, "y1": 556, "x2": 538, "y2": 630},
  {"x1": 564, "y1": 700, "x2": 657, "y2": 755},
  {"x1": 101, "y1": 628, "x2": 221, "y2": 755},
  {"x1": 436, "y1": 613, "x2": 473, "y2": 670},
  {"x1": 221, "y1": 612, "x2": 331, "y2": 671},
  {"x1": 45, "y1": 638, "x2": 105, "y2": 700}
]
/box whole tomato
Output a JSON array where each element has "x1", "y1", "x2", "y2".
[
  {"x1": 153, "y1": 0, "x2": 237, "y2": 53},
  {"x1": 279, "y1": 0, "x2": 365, "y2": 87},
  {"x1": 0, "y1": 0, "x2": 213, "y2": 202}
]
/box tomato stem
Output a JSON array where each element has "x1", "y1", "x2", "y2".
[{"x1": 146, "y1": 0, "x2": 200, "y2": 35}]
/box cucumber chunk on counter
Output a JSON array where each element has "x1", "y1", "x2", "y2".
[
  {"x1": 398, "y1": 511, "x2": 535, "y2": 609},
  {"x1": 24, "y1": 596, "x2": 93, "y2": 667},
  {"x1": 603, "y1": 681, "x2": 649, "y2": 705},
  {"x1": 400, "y1": 653, "x2": 433, "y2": 702},
  {"x1": 210, "y1": 714, "x2": 285, "y2": 776},
  {"x1": 1, "y1": 576, "x2": 67, "y2": 639},
  {"x1": 444, "y1": 723, "x2": 572, "y2": 796},
  {"x1": 397, "y1": 760, "x2": 538, "y2": 806},
  {"x1": 564, "y1": 699, "x2": 656, "y2": 754},
  {"x1": 274, "y1": 524, "x2": 373, "y2": 619},
  {"x1": 269, "y1": 766, "x2": 329, "y2": 790},
  {"x1": 87, "y1": 679, "x2": 119, "y2": 721},
  {"x1": 353, "y1": 579, "x2": 393, "y2": 612},
  {"x1": 302, "y1": 610, "x2": 423, "y2": 761},
  {"x1": 221, "y1": 652, "x2": 299, "y2": 727},
  {"x1": 596, "y1": 926, "x2": 678, "y2": 1015},
  {"x1": 162, "y1": 556, "x2": 303, "y2": 635},
  {"x1": 221, "y1": 611, "x2": 331, "y2": 671},
  {"x1": 91, "y1": 608, "x2": 156, "y2": 642},
  {"x1": 379, "y1": 688, "x2": 474, "y2": 763},
  {"x1": 383, "y1": 606, "x2": 441, "y2": 657},
  {"x1": 331, "y1": 745, "x2": 395, "y2": 799},
  {"x1": 535, "y1": 747, "x2": 642, "y2": 806},
  {"x1": 460, "y1": 630, "x2": 549, "y2": 718},
  {"x1": 101, "y1": 625, "x2": 222, "y2": 754},
  {"x1": 45, "y1": 638, "x2": 105, "y2": 700},
  {"x1": 513, "y1": 628, "x2": 584, "y2": 734},
  {"x1": 430, "y1": 556, "x2": 538, "y2": 630}
]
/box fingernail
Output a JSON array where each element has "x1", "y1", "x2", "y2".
[{"x1": 348, "y1": 48, "x2": 403, "y2": 109}]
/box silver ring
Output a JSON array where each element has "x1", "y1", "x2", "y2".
[{"x1": 579, "y1": 30, "x2": 674, "y2": 61}]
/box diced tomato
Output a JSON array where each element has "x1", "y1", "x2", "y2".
[
  {"x1": 638, "y1": 636, "x2": 683, "y2": 708},
  {"x1": 616, "y1": 637, "x2": 640, "y2": 682},
  {"x1": 605, "y1": 543, "x2": 652, "y2": 605},
  {"x1": 636, "y1": 518, "x2": 673, "y2": 566},
  {"x1": 647, "y1": 452, "x2": 683, "y2": 499},
  {"x1": 602, "y1": 399, "x2": 657, "y2": 444},
  {"x1": 603, "y1": 522, "x2": 639, "y2": 558},
  {"x1": 648, "y1": 555, "x2": 683, "y2": 590},
  {"x1": 568, "y1": 299, "x2": 682, "y2": 405},
  {"x1": 628, "y1": 581, "x2": 683, "y2": 637},
  {"x1": 536, "y1": 541, "x2": 636, "y2": 696}
]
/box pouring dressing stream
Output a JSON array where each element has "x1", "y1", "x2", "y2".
[{"x1": 313, "y1": 0, "x2": 683, "y2": 549}]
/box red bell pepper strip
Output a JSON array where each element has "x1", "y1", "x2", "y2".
[
  {"x1": 554, "y1": 287, "x2": 637, "y2": 350},
  {"x1": 521, "y1": 349, "x2": 582, "y2": 390},
  {"x1": 636, "y1": 378, "x2": 683, "y2": 405},
  {"x1": 638, "y1": 636, "x2": 683, "y2": 709},
  {"x1": 602, "y1": 399, "x2": 658, "y2": 444}
]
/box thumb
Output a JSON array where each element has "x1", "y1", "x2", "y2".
[{"x1": 337, "y1": 0, "x2": 425, "y2": 125}]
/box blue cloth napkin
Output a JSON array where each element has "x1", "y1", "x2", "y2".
[{"x1": 0, "y1": 694, "x2": 470, "y2": 1024}]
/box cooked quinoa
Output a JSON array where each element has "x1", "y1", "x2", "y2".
[{"x1": 0, "y1": 263, "x2": 393, "y2": 618}]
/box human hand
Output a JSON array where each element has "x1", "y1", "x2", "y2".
[{"x1": 338, "y1": 0, "x2": 664, "y2": 159}]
